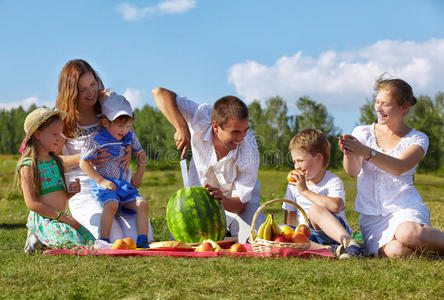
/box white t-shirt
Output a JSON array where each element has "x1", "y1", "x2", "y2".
[
  {"x1": 282, "y1": 170, "x2": 350, "y2": 230},
  {"x1": 352, "y1": 124, "x2": 429, "y2": 216},
  {"x1": 176, "y1": 95, "x2": 260, "y2": 206}
]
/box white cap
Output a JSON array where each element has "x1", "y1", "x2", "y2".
[{"x1": 102, "y1": 92, "x2": 133, "y2": 121}]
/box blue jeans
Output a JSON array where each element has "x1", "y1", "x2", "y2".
[{"x1": 308, "y1": 215, "x2": 351, "y2": 245}]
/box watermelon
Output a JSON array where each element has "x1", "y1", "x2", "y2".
[{"x1": 166, "y1": 187, "x2": 227, "y2": 243}]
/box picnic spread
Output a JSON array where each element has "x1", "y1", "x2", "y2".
[
  {"x1": 43, "y1": 194, "x2": 336, "y2": 258},
  {"x1": 43, "y1": 242, "x2": 334, "y2": 258}
]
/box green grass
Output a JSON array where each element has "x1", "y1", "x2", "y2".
[{"x1": 1, "y1": 155, "x2": 444, "y2": 299}]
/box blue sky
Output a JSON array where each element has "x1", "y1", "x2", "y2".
[{"x1": 1, "y1": 0, "x2": 443, "y2": 133}]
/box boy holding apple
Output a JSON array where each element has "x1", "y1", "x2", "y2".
[{"x1": 283, "y1": 129, "x2": 362, "y2": 258}]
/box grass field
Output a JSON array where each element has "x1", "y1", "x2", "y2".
[{"x1": 1, "y1": 154, "x2": 444, "y2": 299}]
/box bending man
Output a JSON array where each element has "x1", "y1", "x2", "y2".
[{"x1": 152, "y1": 88, "x2": 265, "y2": 243}]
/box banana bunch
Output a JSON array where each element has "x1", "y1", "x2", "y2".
[{"x1": 257, "y1": 214, "x2": 282, "y2": 240}]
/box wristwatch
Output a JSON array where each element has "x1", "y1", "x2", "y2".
[{"x1": 366, "y1": 148, "x2": 376, "y2": 161}]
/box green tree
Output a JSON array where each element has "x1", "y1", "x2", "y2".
[
  {"x1": 359, "y1": 98, "x2": 377, "y2": 125},
  {"x1": 248, "y1": 97, "x2": 293, "y2": 169},
  {"x1": 406, "y1": 93, "x2": 444, "y2": 172},
  {"x1": 295, "y1": 96, "x2": 338, "y2": 136},
  {"x1": 0, "y1": 105, "x2": 29, "y2": 154},
  {"x1": 133, "y1": 105, "x2": 176, "y2": 167}
]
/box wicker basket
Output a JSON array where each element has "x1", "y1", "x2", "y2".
[{"x1": 249, "y1": 198, "x2": 311, "y2": 253}]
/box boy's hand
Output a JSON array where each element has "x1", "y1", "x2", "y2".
[
  {"x1": 131, "y1": 173, "x2": 142, "y2": 188},
  {"x1": 99, "y1": 179, "x2": 116, "y2": 191},
  {"x1": 289, "y1": 169, "x2": 308, "y2": 193}
]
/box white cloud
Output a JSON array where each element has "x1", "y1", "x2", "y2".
[
  {"x1": 123, "y1": 88, "x2": 142, "y2": 108},
  {"x1": 228, "y1": 38, "x2": 444, "y2": 110},
  {"x1": 116, "y1": 0, "x2": 196, "y2": 21},
  {"x1": 0, "y1": 96, "x2": 52, "y2": 111},
  {"x1": 158, "y1": 0, "x2": 196, "y2": 14}
]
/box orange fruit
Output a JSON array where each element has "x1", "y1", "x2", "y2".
[
  {"x1": 280, "y1": 225, "x2": 294, "y2": 241},
  {"x1": 123, "y1": 237, "x2": 137, "y2": 249},
  {"x1": 111, "y1": 239, "x2": 129, "y2": 250},
  {"x1": 291, "y1": 232, "x2": 309, "y2": 243},
  {"x1": 287, "y1": 170, "x2": 298, "y2": 182}
]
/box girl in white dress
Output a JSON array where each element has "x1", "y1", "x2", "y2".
[{"x1": 339, "y1": 77, "x2": 444, "y2": 258}]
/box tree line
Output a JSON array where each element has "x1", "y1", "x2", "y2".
[{"x1": 1, "y1": 93, "x2": 443, "y2": 172}]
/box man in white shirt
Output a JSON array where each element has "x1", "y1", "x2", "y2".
[{"x1": 152, "y1": 87, "x2": 265, "y2": 243}]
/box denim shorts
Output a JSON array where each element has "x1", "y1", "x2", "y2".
[
  {"x1": 90, "y1": 178, "x2": 141, "y2": 214},
  {"x1": 308, "y1": 215, "x2": 351, "y2": 245}
]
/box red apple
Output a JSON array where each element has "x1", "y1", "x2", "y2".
[
  {"x1": 296, "y1": 224, "x2": 311, "y2": 238},
  {"x1": 230, "y1": 243, "x2": 247, "y2": 252},
  {"x1": 272, "y1": 234, "x2": 286, "y2": 242},
  {"x1": 195, "y1": 242, "x2": 214, "y2": 252}
]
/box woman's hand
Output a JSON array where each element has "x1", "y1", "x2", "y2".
[
  {"x1": 175, "y1": 126, "x2": 191, "y2": 160},
  {"x1": 131, "y1": 173, "x2": 142, "y2": 189},
  {"x1": 91, "y1": 148, "x2": 110, "y2": 168},
  {"x1": 340, "y1": 134, "x2": 371, "y2": 158},
  {"x1": 117, "y1": 145, "x2": 132, "y2": 173},
  {"x1": 338, "y1": 134, "x2": 356, "y2": 155}
]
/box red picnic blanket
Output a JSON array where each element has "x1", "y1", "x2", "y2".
[{"x1": 43, "y1": 244, "x2": 334, "y2": 258}]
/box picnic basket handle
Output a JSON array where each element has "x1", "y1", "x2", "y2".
[{"x1": 250, "y1": 198, "x2": 308, "y2": 240}]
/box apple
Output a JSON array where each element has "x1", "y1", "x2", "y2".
[
  {"x1": 291, "y1": 232, "x2": 309, "y2": 243},
  {"x1": 272, "y1": 234, "x2": 286, "y2": 243},
  {"x1": 230, "y1": 243, "x2": 247, "y2": 252},
  {"x1": 195, "y1": 242, "x2": 214, "y2": 252},
  {"x1": 287, "y1": 170, "x2": 298, "y2": 183},
  {"x1": 296, "y1": 223, "x2": 311, "y2": 238}
]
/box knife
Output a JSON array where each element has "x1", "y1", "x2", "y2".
[{"x1": 180, "y1": 159, "x2": 190, "y2": 188}]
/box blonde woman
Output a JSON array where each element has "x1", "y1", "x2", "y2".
[
  {"x1": 339, "y1": 77, "x2": 444, "y2": 258},
  {"x1": 55, "y1": 59, "x2": 153, "y2": 244}
]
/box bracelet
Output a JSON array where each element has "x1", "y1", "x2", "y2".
[{"x1": 55, "y1": 211, "x2": 63, "y2": 221}]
